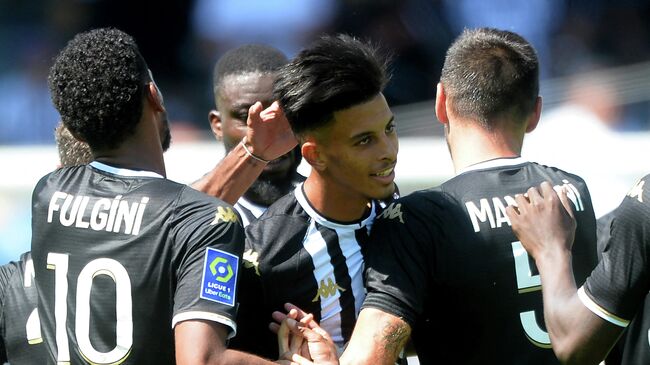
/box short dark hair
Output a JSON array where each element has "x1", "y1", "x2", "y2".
[
  {"x1": 48, "y1": 28, "x2": 150, "y2": 151},
  {"x1": 213, "y1": 44, "x2": 288, "y2": 102},
  {"x1": 441, "y1": 28, "x2": 539, "y2": 128},
  {"x1": 54, "y1": 122, "x2": 93, "y2": 167},
  {"x1": 274, "y1": 34, "x2": 390, "y2": 137}
]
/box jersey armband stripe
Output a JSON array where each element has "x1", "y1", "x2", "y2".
[
  {"x1": 577, "y1": 287, "x2": 629, "y2": 328},
  {"x1": 171, "y1": 311, "x2": 238, "y2": 339}
]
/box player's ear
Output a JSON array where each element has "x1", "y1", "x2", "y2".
[
  {"x1": 147, "y1": 82, "x2": 165, "y2": 113},
  {"x1": 302, "y1": 139, "x2": 325, "y2": 171},
  {"x1": 525, "y1": 96, "x2": 542, "y2": 133},
  {"x1": 435, "y1": 82, "x2": 449, "y2": 125},
  {"x1": 209, "y1": 110, "x2": 223, "y2": 141}
]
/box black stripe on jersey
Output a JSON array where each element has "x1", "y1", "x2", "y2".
[{"x1": 317, "y1": 223, "x2": 358, "y2": 342}]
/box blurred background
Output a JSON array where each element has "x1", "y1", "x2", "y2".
[{"x1": 2, "y1": 0, "x2": 650, "y2": 264}]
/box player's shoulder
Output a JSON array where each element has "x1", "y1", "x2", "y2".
[
  {"x1": 0, "y1": 252, "x2": 30, "y2": 301},
  {"x1": 528, "y1": 161, "x2": 589, "y2": 187},
  {"x1": 376, "y1": 188, "x2": 453, "y2": 223},
  {"x1": 618, "y1": 174, "x2": 650, "y2": 211},
  {"x1": 245, "y1": 191, "x2": 309, "y2": 249}
]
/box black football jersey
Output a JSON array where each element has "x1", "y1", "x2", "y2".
[
  {"x1": 0, "y1": 251, "x2": 47, "y2": 364},
  {"x1": 582, "y1": 175, "x2": 650, "y2": 364},
  {"x1": 363, "y1": 158, "x2": 598, "y2": 364},
  {"x1": 230, "y1": 184, "x2": 378, "y2": 359},
  {"x1": 30, "y1": 161, "x2": 244, "y2": 364}
]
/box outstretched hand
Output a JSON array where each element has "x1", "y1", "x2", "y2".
[
  {"x1": 274, "y1": 303, "x2": 338, "y2": 365},
  {"x1": 246, "y1": 101, "x2": 298, "y2": 161},
  {"x1": 506, "y1": 181, "x2": 577, "y2": 261}
]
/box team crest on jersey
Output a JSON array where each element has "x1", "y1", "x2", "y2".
[
  {"x1": 377, "y1": 202, "x2": 404, "y2": 223},
  {"x1": 210, "y1": 206, "x2": 240, "y2": 225},
  {"x1": 200, "y1": 248, "x2": 239, "y2": 306}
]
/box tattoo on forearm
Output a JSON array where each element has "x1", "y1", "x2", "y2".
[{"x1": 377, "y1": 321, "x2": 410, "y2": 359}]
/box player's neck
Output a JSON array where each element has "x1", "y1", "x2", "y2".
[
  {"x1": 302, "y1": 174, "x2": 370, "y2": 222},
  {"x1": 93, "y1": 122, "x2": 167, "y2": 177},
  {"x1": 449, "y1": 124, "x2": 522, "y2": 174}
]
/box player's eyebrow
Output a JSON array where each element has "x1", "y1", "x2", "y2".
[{"x1": 349, "y1": 115, "x2": 395, "y2": 141}]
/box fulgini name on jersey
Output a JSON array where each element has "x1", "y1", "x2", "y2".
[
  {"x1": 464, "y1": 179, "x2": 585, "y2": 233},
  {"x1": 47, "y1": 191, "x2": 149, "y2": 235}
]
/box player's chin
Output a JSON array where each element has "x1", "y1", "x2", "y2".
[{"x1": 367, "y1": 181, "x2": 396, "y2": 201}]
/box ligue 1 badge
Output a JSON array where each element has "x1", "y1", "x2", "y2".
[{"x1": 200, "y1": 248, "x2": 239, "y2": 306}]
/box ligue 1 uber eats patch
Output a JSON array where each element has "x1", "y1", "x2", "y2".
[{"x1": 200, "y1": 248, "x2": 239, "y2": 306}]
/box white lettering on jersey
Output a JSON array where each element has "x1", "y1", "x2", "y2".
[
  {"x1": 465, "y1": 181, "x2": 584, "y2": 232},
  {"x1": 47, "y1": 191, "x2": 149, "y2": 235}
]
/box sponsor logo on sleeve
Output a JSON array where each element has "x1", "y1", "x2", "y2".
[
  {"x1": 210, "y1": 206, "x2": 240, "y2": 225},
  {"x1": 200, "y1": 248, "x2": 239, "y2": 306},
  {"x1": 376, "y1": 202, "x2": 404, "y2": 223}
]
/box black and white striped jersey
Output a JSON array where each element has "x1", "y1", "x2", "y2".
[
  {"x1": 583, "y1": 175, "x2": 650, "y2": 365},
  {"x1": 0, "y1": 251, "x2": 47, "y2": 364},
  {"x1": 364, "y1": 158, "x2": 598, "y2": 365},
  {"x1": 31, "y1": 161, "x2": 244, "y2": 364},
  {"x1": 230, "y1": 183, "x2": 380, "y2": 359}
]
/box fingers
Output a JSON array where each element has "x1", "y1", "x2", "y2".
[
  {"x1": 277, "y1": 315, "x2": 291, "y2": 355},
  {"x1": 247, "y1": 101, "x2": 264, "y2": 127}
]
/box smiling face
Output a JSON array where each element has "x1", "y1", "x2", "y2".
[
  {"x1": 311, "y1": 93, "x2": 398, "y2": 206},
  {"x1": 211, "y1": 72, "x2": 301, "y2": 205}
]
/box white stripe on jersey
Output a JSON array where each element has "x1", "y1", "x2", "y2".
[
  {"x1": 234, "y1": 197, "x2": 268, "y2": 227},
  {"x1": 90, "y1": 161, "x2": 164, "y2": 178},
  {"x1": 577, "y1": 286, "x2": 630, "y2": 327}
]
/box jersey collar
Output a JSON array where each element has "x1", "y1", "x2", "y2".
[
  {"x1": 456, "y1": 156, "x2": 528, "y2": 176},
  {"x1": 294, "y1": 183, "x2": 376, "y2": 229},
  {"x1": 89, "y1": 161, "x2": 164, "y2": 179}
]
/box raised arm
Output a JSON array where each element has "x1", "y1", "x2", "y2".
[
  {"x1": 191, "y1": 101, "x2": 298, "y2": 204},
  {"x1": 339, "y1": 308, "x2": 411, "y2": 365},
  {"x1": 506, "y1": 182, "x2": 623, "y2": 364}
]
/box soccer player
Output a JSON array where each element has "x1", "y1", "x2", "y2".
[
  {"x1": 337, "y1": 28, "x2": 598, "y2": 365},
  {"x1": 0, "y1": 123, "x2": 93, "y2": 364},
  {"x1": 239, "y1": 34, "x2": 398, "y2": 359},
  {"x1": 192, "y1": 44, "x2": 303, "y2": 226},
  {"x1": 507, "y1": 178, "x2": 650, "y2": 365},
  {"x1": 33, "y1": 27, "x2": 330, "y2": 365}
]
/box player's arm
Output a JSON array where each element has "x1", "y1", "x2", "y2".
[
  {"x1": 176, "y1": 318, "x2": 338, "y2": 365},
  {"x1": 339, "y1": 308, "x2": 410, "y2": 365},
  {"x1": 507, "y1": 182, "x2": 624, "y2": 364},
  {"x1": 191, "y1": 101, "x2": 297, "y2": 205}
]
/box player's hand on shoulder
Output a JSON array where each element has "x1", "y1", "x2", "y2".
[{"x1": 506, "y1": 181, "x2": 577, "y2": 260}]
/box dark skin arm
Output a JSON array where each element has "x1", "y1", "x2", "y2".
[
  {"x1": 191, "y1": 101, "x2": 297, "y2": 204},
  {"x1": 506, "y1": 182, "x2": 624, "y2": 365},
  {"x1": 175, "y1": 319, "x2": 336, "y2": 365}
]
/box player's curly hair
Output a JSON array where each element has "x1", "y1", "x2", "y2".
[
  {"x1": 441, "y1": 27, "x2": 539, "y2": 129},
  {"x1": 48, "y1": 28, "x2": 150, "y2": 151},
  {"x1": 273, "y1": 34, "x2": 390, "y2": 138},
  {"x1": 54, "y1": 122, "x2": 93, "y2": 167}
]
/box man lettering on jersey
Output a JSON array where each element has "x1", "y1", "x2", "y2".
[
  {"x1": 239, "y1": 34, "x2": 398, "y2": 359},
  {"x1": 336, "y1": 28, "x2": 598, "y2": 364},
  {"x1": 507, "y1": 177, "x2": 650, "y2": 365},
  {"x1": 33, "y1": 27, "x2": 330, "y2": 365},
  {"x1": 192, "y1": 44, "x2": 303, "y2": 227}
]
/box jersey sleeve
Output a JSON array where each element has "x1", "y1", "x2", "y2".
[
  {"x1": 582, "y1": 175, "x2": 650, "y2": 325},
  {"x1": 362, "y1": 192, "x2": 445, "y2": 326},
  {"x1": 170, "y1": 187, "x2": 245, "y2": 339}
]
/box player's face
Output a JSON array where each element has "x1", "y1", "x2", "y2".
[
  {"x1": 316, "y1": 93, "x2": 398, "y2": 203},
  {"x1": 214, "y1": 72, "x2": 300, "y2": 180}
]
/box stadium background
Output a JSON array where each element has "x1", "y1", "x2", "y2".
[{"x1": 2, "y1": 0, "x2": 650, "y2": 266}]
